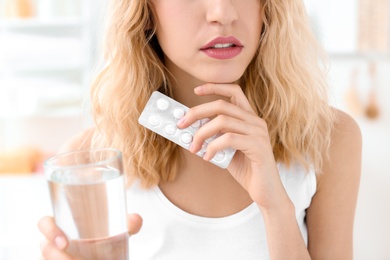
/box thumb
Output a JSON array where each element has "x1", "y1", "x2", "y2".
[{"x1": 127, "y1": 213, "x2": 143, "y2": 235}]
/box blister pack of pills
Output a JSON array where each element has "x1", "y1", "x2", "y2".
[{"x1": 138, "y1": 91, "x2": 236, "y2": 169}]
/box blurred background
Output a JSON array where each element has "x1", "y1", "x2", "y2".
[{"x1": 0, "y1": 0, "x2": 389, "y2": 259}]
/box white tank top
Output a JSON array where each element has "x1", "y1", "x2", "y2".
[{"x1": 127, "y1": 162, "x2": 316, "y2": 260}]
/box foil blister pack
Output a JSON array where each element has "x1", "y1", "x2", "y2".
[{"x1": 138, "y1": 91, "x2": 236, "y2": 169}]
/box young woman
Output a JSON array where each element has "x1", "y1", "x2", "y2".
[{"x1": 38, "y1": 0, "x2": 362, "y2": 259}]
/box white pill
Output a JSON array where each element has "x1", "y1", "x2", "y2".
[
  {"x1": 196, "y1": 143, "x2": 208, "y2": 157},
  {"x1": 191, "y1": 120, "x2": 201, "y2": 129},
  {"x1": 213, "y1": 151, "x2": 226, "y2": 162},
  {"x1": 148, "y1": 115, "x2": 160, "y2": 126},
  {"x1": 156, "y1": 98, "x2": 169, "y2": 111},
  {"x1": 181, "y1": 132, "x2": 193, "y2": 144},
  {"x1": 164, "y1": 124, "x2": 177, "y2": 135},
  {"x1": 200, "y1": 142, "x2": 208, "y2": 153},
  {"x1": 173, "y1": 108, "x2": 185, "y2": 119}
]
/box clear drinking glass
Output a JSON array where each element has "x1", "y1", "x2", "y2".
[{"x1": 44, "y1": 148, "x2": 128, "y2": 260}]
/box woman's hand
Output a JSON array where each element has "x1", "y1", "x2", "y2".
[
  {"x1": 37, "y1": 214, "x2": 143, "y2": 260},
  {"x1": 177, "y1": 83, "x2": 290, "y2": 210}
]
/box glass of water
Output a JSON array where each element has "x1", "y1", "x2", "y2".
[{"x1": 44, "y1": 148, "x2": 128, "y2": 260}]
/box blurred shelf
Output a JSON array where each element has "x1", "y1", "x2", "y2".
[
  {"x1": 0, "y1": 107, "x2": 88, "y2": 118},
  {"x1": 1, "y1": 60, "x2": 85, "y2": 72},
  {"x1": 328, "y1": 52, "x2": 390, "y2": 61},
  {"x1": 0, "y1": 77, "x2": 86, "y2": 118},
  {"x1": 0, "y1": 17, "x2": 84, "y2": 30},
  {"x1": 0, "y1": 3, "x2": 94, "y2": 122}
]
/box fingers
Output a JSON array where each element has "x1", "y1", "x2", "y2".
[
  {"x1": 38, "y1": 214, "x2": 142, "y2": 260},
  {"x1": 194, "y1": 83, "x2": 254, "y2": 112},
  {"x1": 189, "y1": 115, "x2": 260, "y2": 153},
  {"x1": 179, "y1": 83, "x2": 258, "y2": 130},
  {"x1": 40, "y1": 240, "x2": 76, "y2": 260},
  {"x1": 177, "y1": 99, "x2": 259, "y2": 134},
  {"x1": 178, "y1": 83, "x2": 268, "y2": 163},
  {"x1": 202, "y1": 133, "x2": 265, "y2": 162},
  {"x1": 38, "y1": 216, "x2": 68, "y2": 250},
  {"x1": 38, "y1": 217, "x2": 78, "y2": 260},
  {"x1": 128, "y1": 213, "x2": 143, "y2": 235}
]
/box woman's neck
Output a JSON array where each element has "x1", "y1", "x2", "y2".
[{"x1": 167, "y1": 63, "x2": 231, "y2": 108}]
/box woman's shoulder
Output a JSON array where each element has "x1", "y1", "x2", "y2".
[
  {"x1": 306, "y1": 109, "x2": 362, "y2": 258},
  {"x1": 333, "y1": 108, "x2": 361, "y2": 138},
  {"x1": 318, "y1": 108, "x2": 362, "y2": 183},
  {"x1": 57, "y1": 127, "x2": 96, "y2": 154},
  {"x1": 331, "y1": 108, "x2": 362, "y2": 152}
]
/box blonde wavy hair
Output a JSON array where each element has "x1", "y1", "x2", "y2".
[{"x1": 90, "y1": 0, "x2": 335, "y2": 188}]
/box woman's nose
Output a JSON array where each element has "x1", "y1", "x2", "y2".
[{"x1": 205, "y1": 0, "x2": 239, "y2": 26}]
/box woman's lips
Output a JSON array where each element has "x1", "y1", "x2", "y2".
[{"x1": 200, "y1": 36, "x2": 243, "y2": 59}]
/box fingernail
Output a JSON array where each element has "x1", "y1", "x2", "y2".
[
  {"x1": 203, "y1": 152, "x2": 210, "y2": 161},
  {"x1": 194, "y1": 86, "x2": 203, "y2": 93},
  {"x1": 55, "y1": 236, "x2": 67, "y2": 249},
  {"x1": 177, "y1": 117, "x2": 186, "y2": 126}
]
